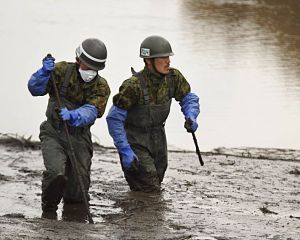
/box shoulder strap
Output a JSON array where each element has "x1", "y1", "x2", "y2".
[
  {"x1": 131, "y1": 67, "x2": 137, "y2": 76},
  {"x1": 60, "y1": 63, "x2": 75, "y2": 97},
  {"x1": 167, "y1": 69, "x2": 175, "y2": 99},
  {"x1": 131, "y1": 67, "x2": 150, "y2": 105}
]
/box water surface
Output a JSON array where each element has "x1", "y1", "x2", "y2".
[{"x1": 1, "y1": 0, "x2": 299, "y2": 151}]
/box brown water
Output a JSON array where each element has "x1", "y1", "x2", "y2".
[{"x1": 1, "y1": 0, "x2": 300, "y2": 151}]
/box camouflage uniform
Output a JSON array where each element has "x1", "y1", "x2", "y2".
[
  {"x1": 40, "y1": 61, "x2": 110, "y2": 212},
  {"x1": 113, "y1": 67, "x2": 190, "y2": 192}
]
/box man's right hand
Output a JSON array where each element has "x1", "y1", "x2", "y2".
[
  {"x1": 42, "y1": 55, "x2": 55, "y2": 73},
  {"x1": 27, "y1": 54, "x2": 55, "y2": 96},
  {"x1": 119, "y1": 146, "x2": 137, "y2": 170}
]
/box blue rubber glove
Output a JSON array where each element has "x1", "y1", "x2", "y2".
[
  {"x1": 42, "y1": 55, "x2": 55, "y2": 73},
  {"x1": 60, "y1": 107, "x2": 76, "y2": 121},
  {"x1": 184, "y1": 117, "x2": 198, "y2": 133},
  {"x1": 180, "y1": 92, "x2": 200, "y2": 133},
  {"x1": 106, "y1": 105, "x2": 137, "y2": 170},
  {"x1": 28, "y1": 56, "x2": 55, "y2": 96},
  {"x1": 59, "y1": 104, "x2": 97, "y2": 127},
  {"x1": 119, "y1": 146, "x2": 137, "y2": 170}
]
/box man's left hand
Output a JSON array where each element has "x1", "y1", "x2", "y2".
[{"x1": 184, "y1": 117, "x2": 198, "y2": 133}]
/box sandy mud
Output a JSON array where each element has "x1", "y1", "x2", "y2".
[{"x1": 0, "y1": 134, "x2": 299, "y2": 239}]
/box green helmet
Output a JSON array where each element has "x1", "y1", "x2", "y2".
[
  {"x1": 75, "y1": 38, "x2": 107, "y2": 71},
  {"x1": 140, "y1": 35, "x2": 174, "y2": 58}
]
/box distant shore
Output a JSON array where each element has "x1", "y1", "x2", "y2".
[{"x1": 1, "y1": 133, "x2": 299, "y2": 162}]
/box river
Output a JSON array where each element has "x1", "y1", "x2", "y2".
[{"x1": 1, "y1": 0, "x2": 299, "y2": 151}]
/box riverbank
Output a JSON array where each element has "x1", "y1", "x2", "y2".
[{"x1": 0, "y1": 134, "x2": 299, "y2": 240}]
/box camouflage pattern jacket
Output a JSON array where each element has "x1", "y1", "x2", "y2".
[
  {"x1": 47, "y1": 61, "x2": 110, "y2": 118},
  {"x1": 113, "y1": 67, "x2": 191, "y2": 110}
]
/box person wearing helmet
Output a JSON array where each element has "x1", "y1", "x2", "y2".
[
  {"x1": 106, "y1": 35, "x2": 200, "y2": 192},
  {"x1": 27, "y1": 38, "x2": 111, "y2": 219}
]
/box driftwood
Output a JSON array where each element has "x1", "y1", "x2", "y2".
[{"x1": 0, "y1": 133, "x2": 40, "y2": 149}]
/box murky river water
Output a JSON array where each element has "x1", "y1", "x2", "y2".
[
  {"x1": 0, "y1": 140, "x2": 299, "y2": 239},
  {"x1": 0, "y1": 0, "x2": 300, "y2": 151}
]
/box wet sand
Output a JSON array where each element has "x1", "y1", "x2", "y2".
[{"x1": 0, "y1": 135, "x2": 299, "y2": 240}]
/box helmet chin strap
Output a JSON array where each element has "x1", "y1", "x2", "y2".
[{"x1": 150, "y1": 58, "x2": 166, "y2": 77}]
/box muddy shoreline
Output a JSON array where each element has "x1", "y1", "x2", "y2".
[{"x1": 0, "y1": 134, "x2": 299, "y2": 239}]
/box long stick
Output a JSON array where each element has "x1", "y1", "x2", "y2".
[
  {"x1": 192, "y1": 132, "x2": 204, "y2": 166},
  {"x1": 48, "y1": 55, "x2": 94, "y2": 223}
]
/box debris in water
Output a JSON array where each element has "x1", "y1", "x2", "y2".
[
  {"x1": 259, "y1": 206, "x2": 278, "y2": 215},
  {"x1": 3, "y1": 213, "x2": 26, "y2": 218},
  {"x1": 0, "y1": 133, "x2": 39, "y2": 149},
  {"x1": 289, "y1": 168, "x2": 300, "y2": 175}
]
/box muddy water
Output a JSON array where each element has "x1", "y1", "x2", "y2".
[
  {"x1": 0, "y1": 142, "x2": 299, "y2": 239},
  {"x1": 1, "y1": 0, "x2": 300, "y2": 151}
]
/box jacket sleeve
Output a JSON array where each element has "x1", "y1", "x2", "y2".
[
  {"x1": 180, "y1": 92, "x2": 200, "y2": 119},
  {"x1": 106, "y1": 105, "x2": 130, "y2": 150},
  {"x1": 66, "y1": 104, "x2": 98, "y2": 127},
  {"x1": 27, "y1": 68, "x2": 51, "y2": 96}
]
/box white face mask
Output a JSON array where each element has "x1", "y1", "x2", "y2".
[{"x1": 78, "y1": 68, "x2": 97, "y2": 82}]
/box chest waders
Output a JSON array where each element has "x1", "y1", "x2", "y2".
[
  {"x1": 39, "y1": 63, "x2": 93, "y2": 222},
  {"x1": 124, "y1": 70, "x2": 175, "y2": 192}
]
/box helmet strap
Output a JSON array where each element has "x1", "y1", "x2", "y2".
[{"x1": 149, "y1": 58, "x2": 166, "y2": 77}]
